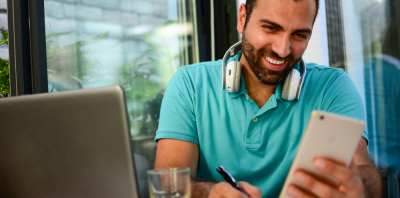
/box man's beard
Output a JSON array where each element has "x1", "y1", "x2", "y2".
[{"x1": 241, "y1": 32, "x2": 301, "y2": 85}]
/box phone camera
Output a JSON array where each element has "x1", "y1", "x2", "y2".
[{"x1": 320, "y1": 116, "x2": 324, "y2": 120}]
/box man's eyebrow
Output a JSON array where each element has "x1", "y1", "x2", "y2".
[
  {"x1": 259, "y1": 19, "x2": 283, "y2": 29},
  {"x1": 259, "y1": 19, "x2": 312, "y2": 34},
  {"x1": 293, "y1": 29, "x2": 312, "y2": 34}
]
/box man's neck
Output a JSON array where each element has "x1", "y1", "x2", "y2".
[{"x1": 240, "y1": 54, "x2": 278, "y2": 108}]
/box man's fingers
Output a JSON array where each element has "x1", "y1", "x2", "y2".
[
  {"x1": 291, "y1": 171, "x2": 342, "y2": 198},
  {"x1": 237, "y1": 181, "x2": 262, "y2": 198},
  {"x1": 208, "y1": 182, "x2": 249, "y2": 198},
  {"x1": 313, "y1": 158, "x2": 363, "y2": 192},
  {"x1": 286, "y1": 185, "x2": 316, "y2": 198}
]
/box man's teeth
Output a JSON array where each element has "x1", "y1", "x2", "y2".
[{"x1": 266, "y1": 57, "x2": 285, "y2": 65}]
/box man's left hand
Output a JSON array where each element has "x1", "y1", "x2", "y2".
[{"x1": 286, "y1": 157, "x2": 365, "y2": 198}]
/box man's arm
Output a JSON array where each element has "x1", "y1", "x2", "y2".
[
  {"x1": 154, "y1": 139, "x2": 215, "y2": 197},
  {"x1": 353, "y1": 138, "x2": 381, "y2": 197}
]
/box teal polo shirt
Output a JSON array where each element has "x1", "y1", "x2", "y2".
[{"x1": 155, "y1": 51, "x2": 368, "y2": 197}]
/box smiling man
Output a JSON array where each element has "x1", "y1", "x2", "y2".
[{"x1": 154, "y1": 0, "x2": 381, "y2": 197}]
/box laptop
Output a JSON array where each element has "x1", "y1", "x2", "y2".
[{"x1": 0, "y1": 86, "x2": 140, "y2": 198}]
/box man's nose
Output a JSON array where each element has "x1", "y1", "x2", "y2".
[{"x1": 272, "y1": 35, "x2": 291, "y2": 58}]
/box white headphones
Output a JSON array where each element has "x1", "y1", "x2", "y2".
[{"x1": 222, "y1": 41, "x2": 306, "y2": 101}]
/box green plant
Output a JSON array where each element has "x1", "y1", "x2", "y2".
[
  {"x1": 116, "y1": 22, "x2": 178, "y2": 102},
  {"x1": 0, "y1": 32, "x2": 9, "y2": 98},
  {"x1": 114, "y1": 21, "x2": 181, "y2": 136}
]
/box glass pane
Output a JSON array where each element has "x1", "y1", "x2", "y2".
[
  {"x1": 341, "y1": 0, "x2": 400, "y2": 193},
  {"x1": 0, "y1": 0, "x2": 9, "y2": 98},
  {"x1": 44, "y1": 0, "x2": 198, "y2": 197}
]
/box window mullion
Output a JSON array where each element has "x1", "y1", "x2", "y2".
[
  {"x1": 29, "y1": 0, "x2": 48, "y2": 94},
  {"x1": 7, "y1": 0, "x2": 32, "y2": 96}
]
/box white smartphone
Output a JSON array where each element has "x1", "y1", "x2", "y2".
[{"x1": 279, "y1": 111, "x2": 365, "y2": 198}]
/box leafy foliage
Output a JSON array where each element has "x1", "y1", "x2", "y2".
[
  {"x1": 111, "y1": 21, "x2": 183, "y2": 136},
  {"x1": 0, "y1": 32, "x2": 9, "y2": 97},
  {"x1": 45, "y1": 31, "x2": 75, "y2": 39},
  {"x1": 0, "y1": 58, "x2": 9, "y2": 96},
  {"x1": 116, "y1": 21, "x2": 178, "y2": 103},
  {"x1": 0, "y1": 32, "x2": 8, "y2": 45}
]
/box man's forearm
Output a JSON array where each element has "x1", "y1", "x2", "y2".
[
  {"x1": 191, "y1": 177, "x2": 217, "y2": 198},
  {"x1": 357, "y1": 165, "x2": 381, "y2": 198}
]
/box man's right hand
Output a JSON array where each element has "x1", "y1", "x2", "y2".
[
  {"x1": 208, "y1": 181, "x2": 262, "y2": 198},
  {"x1": 155, "y1": 139, "x2": 262, "y2": 197}
]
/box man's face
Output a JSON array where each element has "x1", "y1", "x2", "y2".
[{"x1": 237, "y1": 0, "x2": 316, "y2": 85}]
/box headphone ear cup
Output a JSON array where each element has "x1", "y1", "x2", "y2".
[
  {"x1": 233, "y1": 61, "x2": 241, "y2": 92},
  {"x1": 282, "y1": 69, "x2": 301, "y2": 101},
  {"x1": 225, "y1": 61, "x2": 241, "y2": 93}
]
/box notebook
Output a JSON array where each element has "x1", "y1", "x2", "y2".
[{"x1": 0, "y1": 86, "x2": 140, "y2": 198}]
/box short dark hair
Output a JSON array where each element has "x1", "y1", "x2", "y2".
[{"x1": 244, "y1": 0, "x2": 320, "y2": 26}]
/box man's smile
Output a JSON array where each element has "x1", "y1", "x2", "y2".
[{"x1": 265, "y1": 56, "x2": 287, "y2": 70}]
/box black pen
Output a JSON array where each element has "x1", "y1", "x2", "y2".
[{"x1": 216, "y1": 165, "x2": 249, "y2": 196}]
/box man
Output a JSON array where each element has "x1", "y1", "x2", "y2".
[{"x1": 154, "y1": 0, "x2": 381, "y2": 197}]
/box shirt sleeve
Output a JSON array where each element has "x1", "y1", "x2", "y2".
[
  {"x1": 155, "y1": 68, "x2": 199, "y2": 144},
  {"x1": 321, "y1": 69, "x2": 369, "y2": 144}
]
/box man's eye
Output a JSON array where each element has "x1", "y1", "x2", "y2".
[
  {"x1": 295, "y1": 33, "x2": 307, "y2": 39},
  {"x1": 264, "y1": 26, "x2": 276, "y2": 31}
]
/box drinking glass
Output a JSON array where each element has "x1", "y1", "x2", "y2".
[{"x1": 147, "y1": 167, "x2": 191, "y2": 198}]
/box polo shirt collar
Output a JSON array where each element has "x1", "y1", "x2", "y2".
[
  {"x1": 230, "y1": 73, "x2": 284, "y2": 101},
  {"x1": 275, "y1": 83, "x2": 283, "y2": 101}
]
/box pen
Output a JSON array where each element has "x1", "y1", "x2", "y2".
[{"x1": 216, "y1": 165, "x2": 249, "y2": 196}]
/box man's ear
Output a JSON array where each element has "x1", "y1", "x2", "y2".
[{"x1": 237, "y1": 4, "x2": 247, "y2": 34}]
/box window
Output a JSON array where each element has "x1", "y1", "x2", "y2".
[
  {"x1": 339, "y1": 0, "x2": 400, "y2": 195},
  {"x1": 43, "y1": 0, "x2": 198, "y2": 196}
]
